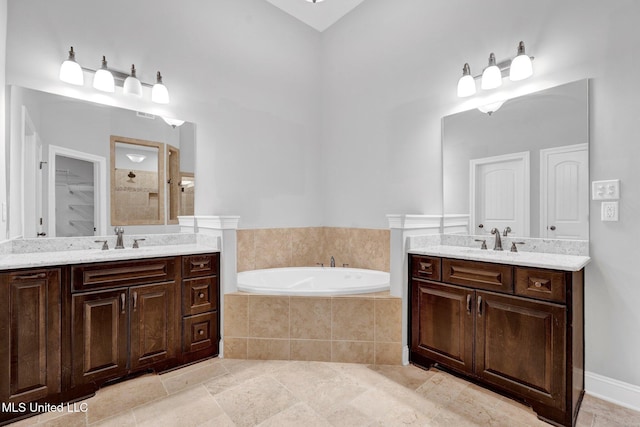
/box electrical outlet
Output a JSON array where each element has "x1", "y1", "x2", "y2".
[
  {"x1": 601, "y1": 201, "x2": 619, "y2": 222},
  {"x1": 592, "y1": 179, "x2": 620, "y2": 200}
]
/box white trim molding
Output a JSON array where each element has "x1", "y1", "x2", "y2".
[
  {"x1": 443, "y1": 214, "x2": 470, "y2": 234},
  {"x1": 387, "y1": 214, "x2": 442, "y2": 230},
  {"x1": 585, "y1": 371, "x2": 640, "y2": 412},
  {"x1": 196, "y1": 215, "x2": 240, "y2": 231}
]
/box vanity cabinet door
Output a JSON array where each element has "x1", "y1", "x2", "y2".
[
  {"x1": 0, "y1": 269, "x2": 61, "y2": 404},
  {"x1": 411, "y1": 280, "x2": 474, "y2": 375},
  {"x1": 129, "y1": 282, "x2": 178, "y2": 371},
  {"x1": 71, "y1": 289, "x2": 128, "y2": 387},
  {"x1": 475, "y1": 290, "x2": 566, "y2": 410}
]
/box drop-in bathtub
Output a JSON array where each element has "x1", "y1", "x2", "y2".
[{"x1": 237, "y1": 267, "x2": 390, "y2": 296}]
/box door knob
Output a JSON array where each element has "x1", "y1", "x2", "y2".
[
  {"x1": 478, "y1": 224, "x2": 484, "y2": 229},
  {"x1": 548, "y1": 225, "x2": 556, "y2": 231}
]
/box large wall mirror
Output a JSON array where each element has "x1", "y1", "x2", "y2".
[
  {"x1": 7, "y1": 86, "x2": 196, "y2": 238},
  {"x1": 442, "y1": 79, "x2": 589, "y2": 240}
]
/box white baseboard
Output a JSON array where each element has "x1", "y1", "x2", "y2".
[{"x1": 585, "y1": 371, "x2": 640, "y2": 412}]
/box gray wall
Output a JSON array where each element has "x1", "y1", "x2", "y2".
[{"x1": 2, "y1": 0, "x2": 640, "y2": 390}]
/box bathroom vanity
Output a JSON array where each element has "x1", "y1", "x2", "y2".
[
  {"x1": 409, "y1": 248, "x2": 588, "y2": 427},
  {"x1": 0, "y1": 244, "x2": 219, "y2": 425}
]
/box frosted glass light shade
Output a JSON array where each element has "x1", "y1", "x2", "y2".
[
  {"x1": 509, "y1": 42, "x2": 533, "y2": 81},
  {"x1": 477, "y1": 100, "x2": 506, "y2": 115},
  {"x1": 126, "y1": 153, "x2": 146, "y2": 163},
  {"x1": 481, "y1": 53, "x2": 502, "y2": 90},
  {"x1": 59, "y1": 47, "x2": 84, "y2": 86},
  {"x1": 151, "y1": 71, "x2": 170, "y2": 104},
  {"x1": 162, "y1": 117, "x2": 185, "y2": 128},
  {"x1": 123, "y1": 64, "x2": 143, "y2": 97},
  {"x1": 457, "y1": 63, "x2": 476, "y2": 97},
  {"x1": 93, "y1": 56, "x2": 115, "y2": 93}
]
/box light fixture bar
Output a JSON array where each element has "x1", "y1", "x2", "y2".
[
  {"x1": 80, "y1": 66, "x2": 155, "y2": 88},
  {"x1": 471, "y1": 56, "x2": 535, "y2": 80}
]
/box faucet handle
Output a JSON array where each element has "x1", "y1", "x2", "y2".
[
  {"x1": 316, "y1": 262, "x2": 324, "y2": 268},
  {"x1": 342, "y1": 263, "x2": 350, "y2": 268},
  {"x1": 95, "y1": 240, "x2": 109, "y2": 250},
  {"x1": 510, "y1": 241, "x2": 525, "y2": 253},
  {"x1": 133, "y1": 238, "x2": 146, "y2": 249},
  {"x1": 474, "y1": 239, "x2": 487, "y2": 250},
  {"x1": 503, "y1": 226, "x2": 512, "y2": 237}
]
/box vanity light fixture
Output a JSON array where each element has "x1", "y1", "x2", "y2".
[
  {"x1": 509, "y1": 41, "x2": 533, "y2": 81},
  {"x1": 477, "y1": 100, "x2": 506, "y2": 115},
  {"x1": 481, "y1": 53, "x2": 502, "y2": 90},
  {"x1": 456, "y1": 41, "x2": 534, "y2": 98},
  {"x1": 126, "y1": 153, "x2": 146, "y2": 163},
  {"x1": 457, "y1": 63, "x2": 476, "y2": 97},
  {"x1": 123, "y1": 64, "x2": 143, "y2": 97},
  {"x1": 93, "y1": 56, "x2": 115, "y2": 93},
  {"x1": 59, "y1": 47, "x2": 84, "y2": 86},
  {"x1": 162, "y1": 117, "x2": 185, "y2": 128},
  {"x1": 306, "y1": 0, "x2": 325, "y2": 3},
  {"x1": 58, "y1": 46, "x2": 171, "y2": 104},
  {"x1": 151, "y1": 72, "x2": 170, "y2": 104}
]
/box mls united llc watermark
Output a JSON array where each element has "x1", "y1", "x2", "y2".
[{"x1": 1, "y1": 401, "x2": 88, "y2": 414}]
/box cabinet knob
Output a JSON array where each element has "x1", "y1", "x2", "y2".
[
  {"x1": 534, "y1": 281, "x2": 542, "y2": 288},
  {"x1": 198, "y1": 330, "x2": 204, "y2": 336},
  {"x1": 199, "y1": 263, "x2": 205, "y2": 268},
  {"x1": 198, "y1": 292, "x2": 205, "y2": 298}
]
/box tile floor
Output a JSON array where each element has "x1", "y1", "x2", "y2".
[{"x1": 8, "y1": 358, "x2": 640, "y2": 427}]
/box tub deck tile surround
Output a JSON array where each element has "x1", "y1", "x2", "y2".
[
  {"x1": 224, "y1": 291, "x2": 402, "y2": 365},
  {"x1": 237, "y1": 227, "x2": 390, "y2": 273},
  {"x1": 14, "y1": 359, "x2": 638, "y2": 426}
]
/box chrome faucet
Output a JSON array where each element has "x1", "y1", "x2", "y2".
[
  {"x1": 503, "y1": 226, "x2": 512, "y2": 237},
  {"x1": 490, "y1": 228, "x2": 503, "y2": 251},
  {"x1": 114, "y1": 227, "x2": 125, "y2": 249},
  {"x1": 330, "y1": 256, "x2": 335, "y2": 268}
]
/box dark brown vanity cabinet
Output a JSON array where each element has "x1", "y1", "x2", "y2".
[
  {"x1": 0, "y1": 269, "x2": 62, "y2": 407},
  {"x1": 181, "y1": 253, "x2": 220, "y2": 363},
  {"x1": 70, "y1": 257, "x2": 181, "y2": 388},
  {"x1": 409, "y1": 254, "x2": 584, "y2": 427}
]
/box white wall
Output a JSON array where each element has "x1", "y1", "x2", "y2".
[
  {"x1": 321, "y1": 0, "x2": 640, "y2": 388},
  {"x1": 5, "y1": 0, "x2": 323, "y2": 229}
]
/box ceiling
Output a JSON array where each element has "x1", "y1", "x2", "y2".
[{"x1": 264, "y1": 0, "x2": 366, "y2": 32}]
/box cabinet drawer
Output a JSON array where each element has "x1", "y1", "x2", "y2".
[
  {"x1": 183, "y1": 277, "x2": 218, "y2": 315},
  {"x1": 411, "y1": 255, "x2": 441, "y2": 281},
  {"x1": 183, "y1": 312, "x2": 218, "y2": 354},
  {"x1": 442, "y1": 258, "x2": 513, "y2": 293},
  {"x1": 515, "y1": 267, "x2": 567, "y2": 303},
  {"x1": 182, "y1": 254, "x2": 218, "y2": 279},
  {"x1": 71, "y1": 257, "x2": 178, "y2": 292}
]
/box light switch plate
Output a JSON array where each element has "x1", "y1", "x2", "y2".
[
  {"x1": 601, "y1": 201, "x2": 619, "y2": 221},
  {"x1": 592, "y1": 179, "x2": 620, "y2": 200}
]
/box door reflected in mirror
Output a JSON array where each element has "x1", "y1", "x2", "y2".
[{"x1": 111, "y1": 137, "x2": 164, "y2": 225}]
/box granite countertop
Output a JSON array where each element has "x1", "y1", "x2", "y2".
[
  {"x1": 410, "y1": 245, "x2": 590, "y2": 271},
  {"x1": 0, "y1": 243, "x2": 219, "y2": 271}
]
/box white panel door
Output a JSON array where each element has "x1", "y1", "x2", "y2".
[
  {"x1": 540, "y1": 144, "x2": 588, "y2": 239},
  {"x1": 471, "y1": 152, "x2": 530, "y2": 237}
]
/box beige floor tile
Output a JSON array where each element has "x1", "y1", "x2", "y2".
[
  {"x1": 581, "y1": 394, "x2": 640, "y2": 426},
  {"x1": 213, "y1": 375, "x2": 297, "y2": 427},
  {"x1": 349, "y1": 388, "x2": 435, "y2": 426},
  {"x1": 368, "y1": 364, "x2": 436, "y2": 390},
  {"x1": 195, "y1": 412, "x2": 237, "y2": 427},
  {"x1": 415, "y1": 371, "x2": 469, "y2": 407},
  {"x1": 88, "y1": 410, "x2": 136, "y2": 426},
  {"x1": 133, "y1": 385, "x2": 224, "y2": 427},
  {"x1": 161, "y1": 359, "x2": 228, "y2": 394},
  {"x1": 260, "y1": 402, "x2": 332, "y2": 427},
  {"x1": 324, "y1": 405, "x2": 376, "y2": 427},
  {"x1": 34, "y1": 411, "x2": 87, "y2": 427},
  {"x1": 85, "y1": 374, "x2": 168, "y2": 424},
  {"x1": 271, "y1": 361, "x2": 340, "y2": 396}
]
